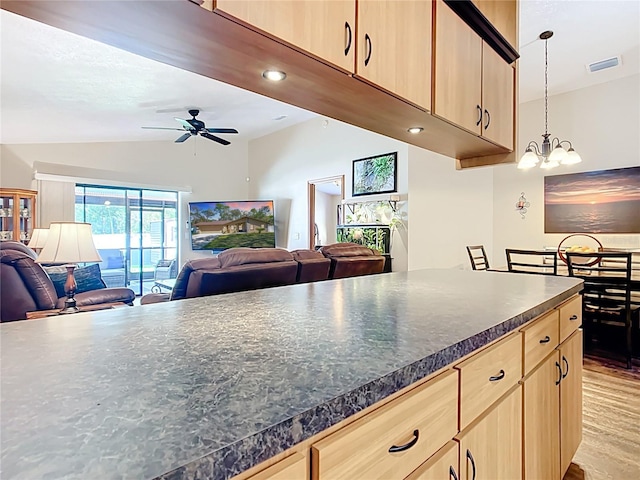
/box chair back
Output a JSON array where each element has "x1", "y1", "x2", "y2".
[
  {"x1": 466, "y1": 245, "x2": 490, "y2": 271},
  {"x1": 506, "y1": 249, "x2": 558, "y2": 275},
  {"x1": 566, "y1": 251, "x2": 634, "y2": 368}
]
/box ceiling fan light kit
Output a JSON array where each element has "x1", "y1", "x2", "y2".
[
  {"x1": 517, "y1": 30, "x2": 582, "y2": 170},
  {"x1": 141, "y1": 109, "x2": 238, "y2": 145}
]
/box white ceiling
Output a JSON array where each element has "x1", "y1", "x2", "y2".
[{"x1": 1, "y1": 2, "x2": 639, "y2": 145}]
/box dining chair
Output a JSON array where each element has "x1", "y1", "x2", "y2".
[
  {"x1": 566, "y1": 251, "x2": 638, "y2": 369},
  {"x1": 466, "y1": 245, "x2": 490, "y2": 271},
  {"x1": 505, "y1": 249, "x2": 558, "y2": 275}
]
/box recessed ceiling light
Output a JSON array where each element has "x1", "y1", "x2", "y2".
[
  {"x1": 262, "y1": 70, "x2": 287, "y2": 81},
  {"x1": 407, "y1": 127, "x2": 424, "y2": 134},
  {"x1": 273, "y1": 115, "x2": 288, "y2": 121}
]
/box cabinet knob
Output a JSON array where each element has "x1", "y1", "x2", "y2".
[
  {"x1": 450, "y1": 465, "x2": 459, "y2": 480},
  {"x1": 388, "y1": 429, "x2": 419, "y2": 453},
  {"x1": 489, "y1": 369, "x2": 505, "y2": 382},
  {"x1": 466, "y1": 449, "x2": 477, "y2": 480},
  {"x1": 562, "y1": 355, "x2": 569, "y2": 379},
  {"x1": 344, "y1": 22, "x2": 352, "y2": 56},
  {"x1": 364, "y1": 33, "x2": 373, "y2": 66}
]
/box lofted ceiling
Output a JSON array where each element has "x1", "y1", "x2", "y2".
[{"x1": 1, "y1": 2, "x2": 638, "y2": 145}]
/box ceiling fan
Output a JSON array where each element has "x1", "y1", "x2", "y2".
[{"x1": 141, "y1": 109, "x2": 238, "y2": 145}]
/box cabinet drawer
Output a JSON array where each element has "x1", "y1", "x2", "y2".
[
  {"x1": 247, "y1": 452, "x2": 307, "y2": 480},
  {"x1": 559, "y1": 296, "x2": 582, "y2": 343},
  {"x1": 456, "y1": 332, "x2": 522, "y2": 430},
  {"x1": 521, "y1": 310, "x2": 560, "y2": 375},
  {"x1": 311, "y1": 369, "x2": 458, "y2": 480}
]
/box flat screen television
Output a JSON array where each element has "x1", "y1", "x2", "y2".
[{"x1": 189, "y1": 200, "x2": 275, "y2": 252}]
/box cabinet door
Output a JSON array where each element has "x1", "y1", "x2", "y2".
[
  {"x1": 356, "y1": 0, "x2": 432, "y2": 110},
  {"x1": 481, "y1": 44, "x2": 514, "y2": 149},
  {"x1": 433, "y1": 0, "x2": 482, "y2": 134},
  {"x1": 523, "y1": 352, "x2": 561, "y2": 480},
  {"x1": 559, "y1": 329, "x2": 583, "y2": 477},
  {"x1": 471, "y1": 0, "x2": 517, "y2": 48},
  {"x1": 405, "y1": 440, "x2": 459, "y2": 480},
  {"x1": 457, "y1": 385, "x2": 522, "y2": 480},
  {"x1": 215, "y1": 1, "x2": 355, "y2": 72}
]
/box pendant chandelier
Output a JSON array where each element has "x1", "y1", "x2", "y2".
[{"x1": 518, "y1": 31, "x2": 582, "y2": 170}]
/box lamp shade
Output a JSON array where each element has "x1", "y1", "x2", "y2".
[
  {"x1": 27, "y1": 228, "x2": 49, "y2": 249},
  {"x1": 36, "y1": 222, "x2": 102, "y2": 264}
]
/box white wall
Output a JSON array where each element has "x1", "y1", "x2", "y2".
[
  {"x1": 0, "y1": 140, "x2": 249, "y2": 262},
  {"x1": 247, "y1": 117, "x2": 410, "y2": 269},
  {"x1": 492, "y1": 74, "x2": 640, "y2": 267},
  {"x1": 407, "y1": 145, "x2": 494, "y2": 270}
]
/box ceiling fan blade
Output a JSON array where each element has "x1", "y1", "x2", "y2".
[
  {"x1": 205, "y1": 128, "x2": 239, "y2": 134},
  {"x1": 174, "y1": 117, "x2": 194, "y2": 129},
  {"x1": 141, "y1": 126, "x2": 185, "y2": 131},
  {"x1": 200, "y1": 132, "x2": 231, "y2": 146},
  {"x1": 175, "y1": 133, "x2": 192, "y2": 143}
]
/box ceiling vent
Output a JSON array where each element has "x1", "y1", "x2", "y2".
[{"x1": 587, "y1": 56, "x2": 621, "y2": 73}]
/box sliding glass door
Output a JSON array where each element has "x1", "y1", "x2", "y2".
[{"x1": 75, "y1": 185, "x2": 178, "y2": 296}]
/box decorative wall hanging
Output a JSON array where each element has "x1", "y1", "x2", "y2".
[
  {"x1": 516, "y1": 192, "x2": 530, "y2": 219},
  {"x1": 544, "y1": 166, "x2": 640, "y2": 233},
  {"x1": 352, "y1": 152, "x2": 397, "y2": 196}
]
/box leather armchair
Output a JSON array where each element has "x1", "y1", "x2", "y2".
[{"x1": 0, "y1": 241, "x2": 135, "y2": 322}]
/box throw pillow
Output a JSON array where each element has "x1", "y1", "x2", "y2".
[{"x1": 44, "y1": 263, "x2": 107, "y2": 299}]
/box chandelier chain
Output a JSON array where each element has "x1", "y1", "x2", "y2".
[{"x1": 544, "y1": 36, "x2": 548, "y2": 136}]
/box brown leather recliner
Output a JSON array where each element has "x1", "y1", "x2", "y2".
[
  {"x1": 320, "y1": 242, "x2": 385, "y2": 279},
  {"x1": 0, "y1": 241, "x2": 136, "y2": 322},
  {"x1": 290, "y1": 249, "x2": 331, "y2": 283}
]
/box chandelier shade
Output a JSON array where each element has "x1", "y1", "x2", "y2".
[{"x1": 517, "y1": 31, "x2": 582, "y2": 170}]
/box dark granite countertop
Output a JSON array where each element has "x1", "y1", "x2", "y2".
[{"x1": 0, "y1": 269, "x2": 582, "y2": 480}]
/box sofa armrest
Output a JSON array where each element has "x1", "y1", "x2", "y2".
[
  {"x1": 140, "y1": 293, "x2": 171, "y2": 305},
  {"x1": 56, "y1": 288, "x2": 136, "y2": 308}
]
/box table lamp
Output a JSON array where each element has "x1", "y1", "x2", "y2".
[
  {"x1": 27, "y1": 228, "x2": 49, "y2": 252},
  {"x1": 36, "y1": 222, "x2": 102, "y2": 314}
]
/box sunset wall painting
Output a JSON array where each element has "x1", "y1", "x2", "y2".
[{"x1": 544, "y1": 166, "x2": 640, "y2": 234}]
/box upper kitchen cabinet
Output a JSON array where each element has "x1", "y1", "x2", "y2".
[
  {"x1": 433, "y1": 0, "x2": 514, "y2": 150},
  {"x1": 472, "y1": 0, "x2": 518, "y2": 49},
  {"x1": 214, "y1": 1, "x2": 355, "y2": 72},
  {"x1": 356, "y1": 0, "x2": 432, "y2": 111}
]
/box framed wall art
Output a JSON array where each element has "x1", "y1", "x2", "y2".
[
  {"x1": 352, "y1": 152, "x2": 397, "y2": 197},
  {"x1": 544, "y1": 165, "x2": 640, "y2": 233}
]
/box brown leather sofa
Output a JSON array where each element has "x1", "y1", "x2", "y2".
[
  {"x1": 0, "y1": 241, "x2": 136, "y2": 322},
  {"x1": 141, "y1": 247, "x2": 306, "y2": 304},
  {"x1": 319, "y1": 242, "x2": 386, "y2": 279},
  {"x1": 140, "y1": 243, "x2": 385, "y2": 305}
]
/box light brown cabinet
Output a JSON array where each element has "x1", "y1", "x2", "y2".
[
  {"x1": 405, "y1": 440, "x2": 459, "y2": 480},
  {"x1": 246, "y1": 452, "x2": 307, "y2": 480},
  {"x1": 0, "y1": 188, "x2": 37, "y2": 243},
  {"x1": 521, "y1": 311, "x2": 583, "y2": 480},
  {"x1": 311, "y1": 369, "x2": 458, "y2": 480},
  {"x1": 456, "y1": 385, "x2": 523, "y2": 480},
  {"x1": 214, "y1": 0, "x2": 355, "y2": 72},
  {"x1": 523, "y1": 352, "x2": 561, "y2": 480},
  {"x1": 433, "y1": 0, "x2": 514, "y2": 150},
  {"x1": 560, "y1": 329, "x2": 583, "y2": 476},
  {"x1": 356, "y1": 0, "x2": 432, "y2": 110},
  {"x1": 471, "y1": 0, "x2": 518, "y2": 48}
]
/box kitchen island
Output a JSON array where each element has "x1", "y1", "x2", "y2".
[{"x1": 0, "y1": 269, "x2": 582, "y2": 480}]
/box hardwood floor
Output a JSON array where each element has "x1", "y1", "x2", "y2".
[{"x1": 563, "y1": 354, "x2": 640, "y2": 480}]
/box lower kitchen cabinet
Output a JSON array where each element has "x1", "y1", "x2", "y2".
[
  {"x1": 560, "y1": 329, "x2": 583, "y2": 476},
  {"x1": 405, "y1": 440, "x2": 459, "y2": 480},
  {"x1": 523, "y1": 351, "x2": 561, "y2": 480},
  {"x1": 456, "y1": 384, "x2": 522, "y2": 480}
]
